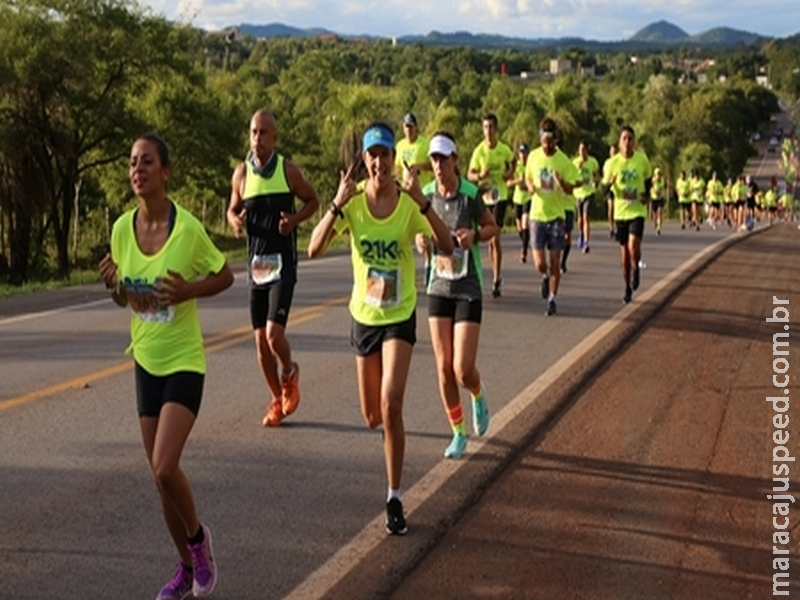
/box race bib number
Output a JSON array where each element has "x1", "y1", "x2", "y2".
[
  {"x1": 540, "y1": 171, "x2": 555, "y2": 192},
  {"x1": 127, "y1": 284, "x2": 174, "y2": 324},
  {"x1": 251, "y1": 253, "x2": 282, "y2": 285},
  {"x1": 482, "y1": 186, "x2": 499, "y2": 204},
  {"x1": 622, "y1": 187, "x2": 638, "y2": 202},
  {"x1": 434, "y1": 248, "x2": 469, "y2": 281},
  {"x1": 365, "y1": 267, "x2": 400, "y2": 308}
]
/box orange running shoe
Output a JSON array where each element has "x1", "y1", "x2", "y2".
[
  {"x1": 262, "y1": 396, "x2": 283, "y2": 427},
  {"x1": 281, "y1": 362, "x2": 300, "y2": 416}
]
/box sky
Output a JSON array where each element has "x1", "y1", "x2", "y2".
[{"x1": 142, "y1": 0, "x2": 800, "y2": 41}]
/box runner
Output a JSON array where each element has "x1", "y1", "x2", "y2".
[
  {"x1": 395, "y1": 112, "x2": 433, "y2": 188},
  {"x1": 467, "y1": 113, "x2": 515, "y2": 298},
  {"x1": 99, "y1": 134, "x2": 234, "y2": 600},
  {"x1": 417, "y1": 132, "x2": 499, "y2": 459},
  {"x1": 706, "y1": 171, "x2": 724, "y2": 229},
  {"x1": 650, "y1": 167, "x2": 665, "y2": 235},
  {"x1": 573, "y1": 140, "x2": 600, "y2": 253},
  {"x1": 690, "y1": 171, "x2": 705, "y2": 231},
  {"x1": 675, "y1": 170, "x2": 692, "y2": 229},
  {"x1": 559, "y1": 130, "x2": 576, "y2": 274},
  {"x1": 307, "y1": 121, "x2": 454, "y2": 535},
  {"x1": 602, "y1": 125, "x2": 653, "y2": 304},
  {"x1": 508, "y1": 142, "x2": 532, "y2": 263},
  {"x1": 227, "y1": 110, "x2": 321, "y2": 427},
  {"x1": 764, "y1": 175, "x2": 779, "y2": 225},
  {"x1": 524, "y1": 117, "x2": 581, "y2": 316}
]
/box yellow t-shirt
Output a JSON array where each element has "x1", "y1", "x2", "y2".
[
  {"x1": 334, "y1": 191, "x2": 432, "y2": 326},
  {"x1": 110, "y1": 203, "x2": 226, "y2": 375},
  {"x1": 395, "y1": 135, "x2": 434, "y2": 188},
  {"x1": 525, "y1": 147, "x2": 581, "y2": 222},
  {"x1": 468, "y1": 140, "x2": 514, "y2": 204},
  {"x1": 573, "y1": 155, "x2": 599, "y2": 200},
  {"x1": 676, "y1": 177, "x2": 691, "y2": 203},
  {"x1": 602, "y1": 151, "x2": 653, "y2": 221}
]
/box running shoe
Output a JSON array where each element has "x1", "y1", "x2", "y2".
[
  {"x1": 386, "y1": 498, "x2": 408, "y2": 535},
  {"x1": 582, "y1": 244, "x2": 590, "y2": 254},
  {"x1": 262, "y1": 396, "x2": 283, "y2": 427},
  {"x1": 491, "y1": 279, "x2": 502, "y2": 298},
  {"x1": 540, "y1": 275, "x2": 549, "y2": 300},
  {"x1": 560, "y1": 262, "x2": 567, "y2": 274},
  {"x1": 519, "y1": 249, "x2": 527, "y2": 263},
  {"x1": 156, "y1": 563, "x2": 193, "y2": 600},
  {"x1": 546, "y1": 299, "x2": 557, "y2": 316},
  {"x1": 609, "y1": 228, "x2": 615, "y2": 239},
  {"x1": 656, "y1": 227, "x2": 661, "y2": 236},
  {"x1": 632, "y1": 268, "x2": 640, "y2": 291},
  {"x1": 187, "y1": 524, "x2": 217, "y2": 597},
  {"x1": 577, "y1": 233, "x2": 584, "y2": 249},
  {"x1": 281, "y1": 362, "x2": 300, "y2": 416},
  {"x1": 471, "y1": 386, "x2": 490, "y2": 436},
  {"x1": 681, "y1": 223, "x2": 685, "y2": 230},
  {"x1": 623, "y1": 286, "x2": 633, "y2": 304},
  {"x1": 444, "y1": 432, "x2": 468, "y2": 459}
]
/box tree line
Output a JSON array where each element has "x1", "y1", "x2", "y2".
[{"x1": 1, "y1": 0, "x2": 796, "y2": 285}]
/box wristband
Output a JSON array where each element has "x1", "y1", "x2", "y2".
[
  {"x1": 420, "y1": 200, "x2": 432, "y2": 215},
  {"x1": 329, "y1": 203, "x2": 344, "y2": 219}
]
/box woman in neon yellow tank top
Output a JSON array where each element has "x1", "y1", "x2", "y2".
[
  {"x1": 98, "y1": 134, "x2": 233, "y2": 600},
  {"x1": 308, "y1": 122, "x2": 454, "y2": 535}
]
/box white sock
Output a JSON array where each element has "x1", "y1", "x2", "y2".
[{"x1": 387, "y1": 488, "x2": 400, "y2": 502}]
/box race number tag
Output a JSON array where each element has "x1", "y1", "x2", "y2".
[
  {"x1": 434, "y1": 248, "x2": 469, "y2": 281},
  {"x1": 622, "y1": 187, "x2": 638, "y2": 202},
  {"x1": 251, "y1": 253, "x2": 282, "y2": 285},
  {"x1": 365, "y1": 267, "x2": 399, "y2": 308},
  {"x1": 127, "y1": 284, "x2": 174, "y2": 324}
]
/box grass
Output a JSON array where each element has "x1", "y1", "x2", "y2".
[{"x1": 0, "y1": 229, "x2": 352, "y2": 300}]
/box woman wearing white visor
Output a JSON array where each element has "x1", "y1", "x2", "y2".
[{"x1": 416, "y1": 132, "x2": 499, "y2": 458}]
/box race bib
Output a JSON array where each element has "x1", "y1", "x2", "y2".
[
  {"x1": 622, "y1": 187, "x2": 638, "y2": 202},
  {"x1": 365, "y1": 267, "x2": 400, "y2": 308},
  {"x1": 482, "y1": 186, "x2": 499, "y2": 204},
  {"x1": 434, "y1": 248, "x2": 469, "y2": 281},
  {"x1": 127, "y1": 284, "x2": 174, "y2": 324},
  {"x1": 251, "y1": 253, "x2": 282, "y2": 285}
]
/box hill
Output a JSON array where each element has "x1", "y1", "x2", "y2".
[
  {"x1": 630, "y1": 20, "x2": 688, "y2": 43},
  {"x1": 230, "y1": 20, "x2": 780, "y2": 50}
]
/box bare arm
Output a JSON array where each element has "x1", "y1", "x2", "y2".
[
  {"x1": 227, "y1": 163, "x2": 247, "y2": 238},
  {"x1": 308, "y1": 164, "x2": 357, "y2": 259},
  {"x1": 280, "y1": 160, "x2": 321, "y2": 236}
]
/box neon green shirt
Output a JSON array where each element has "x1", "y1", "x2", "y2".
[
  {"x1": 525, "y1": 147, "x2": 581, "y2": 222},
  {"x1": 676, "y1": 176, "x2": 691, "y2": 204},
  {"x1": 690, "y1": 177, "x2": 706, "y2": 203},
  {"x1": 706, "y1": 179, "x2": 725, "y2": 203},
  {"x1": 334, "y1": 191, "x2": 432, "y2": 326},
  {"x1": 602, "y1": 151, "x2": 653, "y2": 221},
  {"x1": 511, "y1": 162, "x2": 530, "y2": 205},
  {"x1": 395, "y1": 135, "x2": 434, "y2": 188},
  {"x1": 573, "y1": 155, "x2": 599, "y2": 200},
  {"x1": 110, "y1": 203, "x2": 226, "y2": 376},
  {"x1": 468, "y1": 140, "x2": 514, "y2": 204}
]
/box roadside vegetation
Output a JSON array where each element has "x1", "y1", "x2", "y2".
[{"x1": 1, "y1": 0, "x2": 798, "y2": 295}]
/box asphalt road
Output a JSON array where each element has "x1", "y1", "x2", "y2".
[
  {"x1": 0, "y1": 220, "x2": 758, "y2": 600},
  {"x1": 389, "y1": 222, "x2": 800, "y2": 600}
]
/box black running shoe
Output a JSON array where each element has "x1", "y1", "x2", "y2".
[
  {"x1": 386, "y1": 498, "x2": 407, "y2": 535},
  {"x1": 546, "y1": 299, "x2": 557, "y2": 316},
  {"x1": 632, "y1": 268, "x2": 640, "y2": 291},
  {"x1": 540, "y1": 276, "x2": 549, "y2": 300},
  {"x1": 492, "y1": 279, "x2": 501, "y2": 298},
  {"x1": 623, "y1": 286, "x2": 632, "y2": 304}
]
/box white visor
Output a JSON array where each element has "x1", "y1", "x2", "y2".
[{"x1": 428, "y1": 135, "x2": 457, "y2": 157}]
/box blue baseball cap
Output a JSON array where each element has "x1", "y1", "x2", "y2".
[{"x1": 362, "y1": 125, "x2": 395, "y2": 151}]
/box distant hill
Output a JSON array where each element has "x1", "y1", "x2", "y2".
[
  {"x1": 228, "y1": 20, "x2": 781, "y2": 50},
  {"x1": 236, "y1": 23, "x2": 334, "y2": 39},
  {"x1": 630, "y1": 20, "x2": 689, "y2": 43}
]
